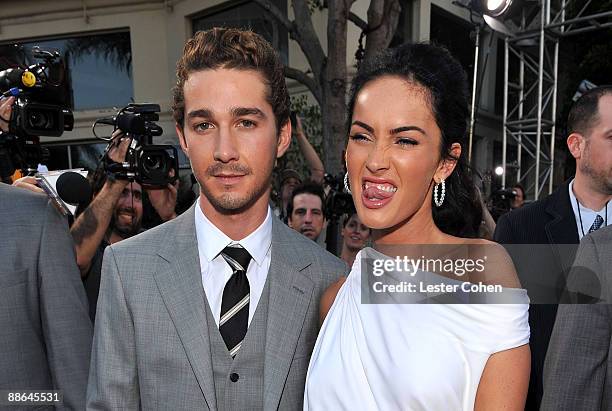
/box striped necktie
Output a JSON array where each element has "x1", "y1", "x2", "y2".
[
  {"x1": 588, "y1": 215, "x2": 604, "y2": 233},
  {"x1": 219, "y1": 245, "x2": 252, "y2": 357}
]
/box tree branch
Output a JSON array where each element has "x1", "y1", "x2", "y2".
[
  {"x1": 364, "y1": 0, "x2": 401, "y2": 61},
  {"x1": 284, "y1": 66, "x2": 322, "y2": 104},
  {"x1": 290, "y1": 0, "x2": 326, "y2": 78},
  {"x1": 252, "y1": 0, "x2": 293, "y2": 33},
  {"x1": 348, "y1": 11, "x2": 368, "y2": 31}
]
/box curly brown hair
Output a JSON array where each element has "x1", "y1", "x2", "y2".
[{"x1": 172, "y1": 27, "x2": 290, "y2": 133}]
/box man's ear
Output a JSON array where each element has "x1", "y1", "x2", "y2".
[
  {"x1": 176, "y1": 124, "x2": 189, "y2": 157},
  {"x1": 434, "y1": 143, "x2": 461, "y2": 182},
  {"x1": 287, "y1": 214, "x2": 294, "y2": 228},
  {"x1": 276, "y1": 119, "x2": 292, "y2": 158},
  {"x1": 567, "y1": 132, "x2": 584, "y2": 160}
]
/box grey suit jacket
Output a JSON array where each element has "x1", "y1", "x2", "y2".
[
  {"x1": 542, "y1": 225, "x2": 612, "y2": 411},
  {"x1": 86, "y1": 203, "x2": 346, "y2": 410},
  {"x1": 0, "y1": 183, "x2": 93, "y2": 410}
]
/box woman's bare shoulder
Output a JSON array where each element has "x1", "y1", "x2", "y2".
[{"x1": 319, "y1": 276, "x2": 347, "y2": 324}]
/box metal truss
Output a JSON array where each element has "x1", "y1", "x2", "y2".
[{"x1": 502, "y1": 0, "x2": 612, "y2": 199}]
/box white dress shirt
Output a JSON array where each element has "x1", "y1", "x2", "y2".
[
  {"x1": 569, "y1": 179, "x2": 610, "y2": 240},
  {"x1": 194, "y1": 199, "x2": 272, "y2": 326}
]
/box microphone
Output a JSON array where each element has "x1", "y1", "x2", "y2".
[{"x1": 56, "y1": 171, "x2": 92, "y2": 206}]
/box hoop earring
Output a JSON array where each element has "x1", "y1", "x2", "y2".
[
  {"x1": 344, "y1": 173, "x2": 351, "y2": 194},
  {"x1": 434, "y1": 179, "x2": 445, "y2": 207}
]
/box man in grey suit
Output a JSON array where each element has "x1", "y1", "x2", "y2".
[
  {"x1": 87, "y1": 27, "x2": 346, "y2": 410},
  {"x1": 542, "y1": 225, "x2": 612, "y2": 410},
  {"x1": 0, "y1": 183, "x2": 93, "y2": 410}
]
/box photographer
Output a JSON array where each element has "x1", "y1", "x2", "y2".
[{"x1": 72, "y1": 130, "x2": 178, "y2": 321}]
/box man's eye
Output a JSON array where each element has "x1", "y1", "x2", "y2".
[
  {"x1": 194, "y1": 122, "x2": 212, "y2": 131},
  {"x1": 239, "y1": 119, "x2": 256, "y2": 128}
]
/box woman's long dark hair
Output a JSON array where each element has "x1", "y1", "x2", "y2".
[{"x1": 347, "y1": 42, "x2": 482, "y2": 237}]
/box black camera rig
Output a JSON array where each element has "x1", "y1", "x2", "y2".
[
  {"x1": 0, "y1": 46, "x2": 74, "y2": 178},
  {"x1": 93, "y1": 103, "x2": 179, "y2": 187}
]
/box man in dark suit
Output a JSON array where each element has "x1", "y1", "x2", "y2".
[
  {"x1": 494, "y1": 86, "x2": 612, "y2": 410},
  {"x1": 0, "y1": 183, "x2": 93, "y2": 410}
]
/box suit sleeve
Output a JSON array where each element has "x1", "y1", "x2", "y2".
[
  {"x1": 493, "y1": 211, "x2": 516, "y2": 244},
  {"x1": 39, "y1": 199, "x2": 93, "y2": 410},
  {"x1": 86, "y1": 246, "x2": 140, "y2": 410},
  {"x1": 541, "y1": 235, "x2": 611, "y2": 411}
]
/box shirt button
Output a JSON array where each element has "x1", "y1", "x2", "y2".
[{"x1": 230, "y1": 373, "x2": 239, "y2": 382}]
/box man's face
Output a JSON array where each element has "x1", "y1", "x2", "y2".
[
  {"x1": 511, "y1": 187, "x2": 524, "y2": 209},
  {"x1": 580, "y1": 94, "x2": 612, "y2": 195},
  {"x1": 288, "y1": 193, "x2": 325, "y2": 241},
  {"x1": 177, "y1": 68, "x2": 291, "y2": 216},
  {"x1": 111, "y1": 182, "x2": 143, "y2": 239}
]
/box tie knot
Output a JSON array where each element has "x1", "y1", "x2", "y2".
[{"x1": 221, "y1": 245, "x2": 252, "y2": 272}]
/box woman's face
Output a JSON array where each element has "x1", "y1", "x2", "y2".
[
  {"x1": 342, "y1": 213, "x2": 370, "y2": 251},
  {"x1": 346, "y1": 76, "x2": 449, "y2": 231}
]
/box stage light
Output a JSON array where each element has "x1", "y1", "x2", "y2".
[
  {"x1": 482, "y1": 0, "x2": 513, "y2": 17},
  {"x1": 495, "y1": 166, "x2": 504, "y2": 176}
]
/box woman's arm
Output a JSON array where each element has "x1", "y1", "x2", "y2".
[
  {"x1": 475, "y1": 344, "x2": 531, "y2": 410},
  {"x1": 319, "y1": 277, "x2": 346, "y2": 325}
]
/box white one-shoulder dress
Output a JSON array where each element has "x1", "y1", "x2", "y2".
[{"x1": 304, "y1": 247, "x2": 529, "y2": 411}]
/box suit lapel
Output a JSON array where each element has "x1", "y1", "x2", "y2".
[
  {"x1": 545, "y1": 179, "x2": 580, "y2": 275},
  {"x1": 263, "y1": 218, "x2": 315, "y2": 410},
  {"x1": 153, "y1": 204, "x2": 217, "y2": 411}
]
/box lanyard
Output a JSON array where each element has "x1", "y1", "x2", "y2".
[{"x1": 574, "y1": 195, "x2": 608, "y2": 237}]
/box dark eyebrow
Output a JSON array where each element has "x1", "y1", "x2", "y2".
[
  {"x1": 390, "y1": 125, "x2": 427, "y2": 136},
  {"x1": 231, "y1": 107, "x2": 266, "y2": 119},
  {"x1": 352, "y1": 121, "x2": 427, "y2": 136},
  {"x1": 351, "y1": 120, "x2": 374, "y2": 133},
  {"x1": 187, "y1": 108, "x2": 213, "y2": 119}
]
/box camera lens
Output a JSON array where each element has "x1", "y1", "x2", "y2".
[
  {"x1": 143, "y1": 154, "x2": 163, "y2": 171},
  {"x1": 28, "y1": 110, "x2": 54, "y2": 130}
]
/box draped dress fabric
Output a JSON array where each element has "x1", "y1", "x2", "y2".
[{"x1": 304, "y1": 247, "x2": 530, "y2": 411}]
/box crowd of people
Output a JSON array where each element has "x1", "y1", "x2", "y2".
[{"x1": 1, "y1": 25, "x2": 611, "y2": 411}]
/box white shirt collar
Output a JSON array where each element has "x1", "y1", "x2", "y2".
[
  {"x1": 194, "y1": 199, "x2": 272, "y2": 267},
  {"x1": 569, "y1": 179, "x2": 608, "y2": 236}
]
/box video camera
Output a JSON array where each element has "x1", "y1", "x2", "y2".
[
  {"x1": 489, "y1": 188, "x2": 517, "y2": 221},
  {"x1": 94, "y1": 103, "x2": 179, "y2": 186},
  {"x1": 0, "y1": 46, "x2": 73, "y2": 178},
  {"x1": 0, "y1": 46, "x2": 74, "y2": 137},
  {"x1": 323, "y1": 172, "x2": 355, "y2": 220}
]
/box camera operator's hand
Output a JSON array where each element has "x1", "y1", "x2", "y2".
[
  {"x1": 12, "y1": 176, "x2": 45, "y2": 194},
  {"x1": 107, "y1": 129, "x2": 131, "y2": 165},
  {"x1": 0, "y1": 96, "x2": 15, "y2": 133},
  {"x1": 146, "y1": 169, "x2": 178, "y2": 222}
]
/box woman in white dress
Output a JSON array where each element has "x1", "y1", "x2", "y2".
[{"x1": 304, "y1": 43, "x2": 530, "y2": 410}]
